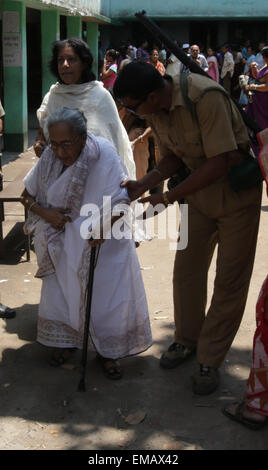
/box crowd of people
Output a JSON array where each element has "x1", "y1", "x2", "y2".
[
  {"x1": 100, "y1": 38, "x2": 268, "y2": 105},
  {"x1": 1, "y1": 33, "x2": 268, "y2": 431},
  {"x1": 99, "y1": 38, "x2": 268, "y2": 198}
]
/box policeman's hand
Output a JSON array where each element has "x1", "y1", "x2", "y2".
[
  {"x1": 43, "y1": 207, "x2": 71, "y2": 230},
  {"x1": 138, "y1": 193, "x2": 167, "y2": 219},
  {"x1": 120, "y1": 179, "x2": 145, "y2": 201}
]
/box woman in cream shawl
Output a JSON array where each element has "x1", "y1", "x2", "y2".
[{"x1": 34, "y1": 38, "x2": 136, "y2": 180}]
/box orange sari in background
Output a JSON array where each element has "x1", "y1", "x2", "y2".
[{"x1": 155, "y1": 60, "x2": 166, "y2": 76}]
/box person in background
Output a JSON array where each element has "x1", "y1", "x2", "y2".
[
  {"x1": 245, "y1": 46, "x2": 268, "y2": 135},
  {"x1": 242, "y1": 39, "x2": 251, "y2": 60},
  {"x1": 158, "y1": 43, "x2": 167, "y2": 66},
  {"x1": 150, "y1": 49, "x2": 166, "y2": 76},
  {"x1": 221, "y1": 43, "x2": 234, "y2": 93},
  {"x1": 136, "y1": 39, "x2": 150, "y2": 63},
  {"x1": 167, "y1": 42, "x2": 191, "y2": 76},
  {"x1": 206, "y1": 47, "x2": 219, "y2": 82},
  {"x1": 255, "y1": 42, "x2": 266, "y2": 69},
  {"x1": 166, "y1": 39, "x2": 182, "y2": 75},
  {"x1": 33, "y1": 38, "x2": 135, "y2": 180},
  {"x1": 239, "y1": 46, "x2": 256, "y2": 106},
  {"x1": 124, "y1": 40, "x2": 137, "y2": 60},
  {"x1": 117, "y1": 45, "x2": 127, "y2": 70},
  {"x1": 182, "y1": 43, "x2": 190, "y2": 54},
  {"x1": 120, "y1": 109, "x2": 152, "y2": 183},
  {"x1": 231, "y1": 46, "x2": 244, "y2": 100},
  {"x1": 190, "y1": 44, "x2": 209, "y2": 72},
  {"x1": 127, "y1": 45, "x2": 137, "y2": 60},
  {"x1": 243, "y1": 46, "x2": 256, "y2": 75},
  {"x1": 119, "y1": 45, "x2": 134, "y2": 72},
  {"x1": 101, "y1": 49, "x2": 119, "y2": 93},
  {"x1": 0, "y1": 100, "x2": 16, "y2": 319}
]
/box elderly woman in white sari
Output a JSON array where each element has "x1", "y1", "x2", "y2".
[
  {"x1": 21, "y1": 108, "x2": 152, "y2": 379},
  {"x1": 34, "y1": 38, "x2": 135, "y2": 180}
]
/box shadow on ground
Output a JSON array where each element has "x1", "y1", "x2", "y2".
[
  {"x1": 0, "y1": 303, "x2": 267, "y2": 450},
  {"x1": 0, "y1": 223, "x2": 34, "y2": 265}
]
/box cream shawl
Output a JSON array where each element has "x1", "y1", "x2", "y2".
[{"x1": 37, "y1": 80, "x2": 136, "y2": 180}]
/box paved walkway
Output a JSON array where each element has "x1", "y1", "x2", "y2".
[{"x1": 0, "y1": 152, "x2": 267, "y2": 450}]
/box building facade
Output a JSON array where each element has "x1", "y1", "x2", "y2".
[
  {"x1": 108, "y1": 1, "x2": 268, "y2": 48},
  {"x1": 1, "y1": 0, "x2": 268, "y2": 151},
  {"x1": 1, "y1": 0, "x2": 110, "y2": 151}
]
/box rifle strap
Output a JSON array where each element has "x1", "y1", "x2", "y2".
[
  {"x1": 179, "y1": 73, "x2": 260, "y2": 164},
  {"x1": 179, "y1": 72, "x2": 261, "y2": 144},
  {"x1": 179, "y1": 72, "x2": 232, "y2": 124}
]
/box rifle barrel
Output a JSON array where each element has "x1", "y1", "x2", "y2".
[
  {"x1": 135, "y1": 10, "x2": 261, "y2": 135},
  {"x1": 135, "y1": 10, "x2": 210, "y2": 78}
]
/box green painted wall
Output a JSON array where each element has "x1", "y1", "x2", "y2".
[
  {"x1": 2, "y1": 0, "x2": 28, "y2": 151},
  {"x1": 67, "y1": 16, "x2": 82, "y2": 38},
  {"x1": 1, "y1": 2, "x2": 102, "y2": 151},
  {"x1": 41, "y1": 10, "x2": 60, "y2": 97},
  {"x1": 111, "y1": 0, "x2": 267, "y2": 19},
  {"x1": 86, "y1": 22, "x2": 98, "y2": 78}
]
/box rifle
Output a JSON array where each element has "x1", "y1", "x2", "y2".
[{"x1": 135, "y1": 10, "x2": 261, "y2": 138}]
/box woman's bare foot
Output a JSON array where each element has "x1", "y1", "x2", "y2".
[
  {"x1": 97, "y1": 354, "x2": 123, "y2": 380},
  {"x1": 223, "y1": 401, "x2": 267, "y2": 430},
  {"x1": 49, "y1": 347, "x2": 77, "y2": 367}
]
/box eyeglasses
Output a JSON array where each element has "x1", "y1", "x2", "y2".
[
  {"x1": 117, "y1": 98, "x2": 146, "y2": 116},
  {"x1": 48, "y1": 136, "x2": 80, "y2": 151}
]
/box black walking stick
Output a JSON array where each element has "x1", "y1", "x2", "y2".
[{"x1": 78, "y1": 244, "x2": 97, "y2": 392}]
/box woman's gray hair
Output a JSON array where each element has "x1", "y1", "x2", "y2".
[{"x1": 47, "y1": 107, "x2": 87, "y2": 136}]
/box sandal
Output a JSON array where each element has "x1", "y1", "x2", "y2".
[
  {"x1": 222, "y1": 401, "x2": 268, "y2": 430},
  {"x1": 49, "y1": 347, "x2": 77, "y2": 367},
  {"x1": 97, "y1": 355, "x2": 123, "y2": 380}
]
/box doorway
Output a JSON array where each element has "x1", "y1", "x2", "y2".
[
  {"x1": 26, "y1": 8, "x2": 42, "y2": 144},
  {"x1": 189, "y1": 21, "x2": 219, "y2": 51}
]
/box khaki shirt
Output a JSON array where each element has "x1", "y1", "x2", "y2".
[{"x1": 147, "y1": 73, "x2": 249, "y2": 171}]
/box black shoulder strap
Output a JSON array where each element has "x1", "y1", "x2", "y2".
[
  {"x1": 180, "y1": 72, "x2": 233, "y2": 123},
  {"x1": 179, "y1": 72, "x2": 261, "y2": 146},
  {"x1": 179, "y1": 72, "x2": 198, "y2": 122}
]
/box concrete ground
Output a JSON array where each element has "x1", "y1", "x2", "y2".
[{"x1": 0, "y1": 149, "x2": 268, "y2": 451}]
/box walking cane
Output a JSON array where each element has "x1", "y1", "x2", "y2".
[{"x1": 78, "y1": 244, "x2": 97, "y2": 392}]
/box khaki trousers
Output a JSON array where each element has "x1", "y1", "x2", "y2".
[{"x1": 173, "y1": 180, "x2": 262, "y2": 368}]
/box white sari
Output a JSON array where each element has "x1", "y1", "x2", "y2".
[
  {"x1": 37, "y1": 80, "x2": 136, "y2": 180},
  {"x1": 23, "y1": 134, "x2": 152, "y2": 359}
]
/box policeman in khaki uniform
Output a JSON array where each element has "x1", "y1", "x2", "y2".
[{"x1": 114, "y1": 62, "x2": 262, "y2": 395}]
